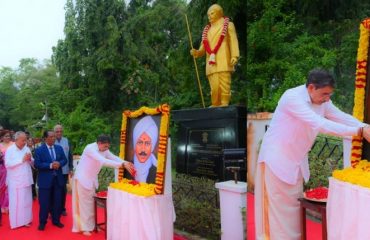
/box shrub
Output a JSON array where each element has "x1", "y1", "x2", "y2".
[
  {"x1": 173, "y1": 174, "x2": 220, "y2": 239},
  {"x1": 305, "y1": 135, "x2": 343, "y2": 190}
]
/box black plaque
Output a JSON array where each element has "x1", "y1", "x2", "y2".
[
  {"x1": 186, "y1": 129, "x2": 224, "y2": 179},
  {"x1": 172, "y1": 106, "x2": 246, "y2": 181}
]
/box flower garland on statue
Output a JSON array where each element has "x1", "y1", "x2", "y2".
[
  {"x1": 202, "y1": 17, "x2": 229, "y2": 65},
  {"x1": 350, "y1": 18, "x2": 370, "y2": 167}
]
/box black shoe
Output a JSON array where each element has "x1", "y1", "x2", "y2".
[
  {"x1": 61, "y1": 210, "x2": 67, "y2": 216},
  {"x1": 38, "y1": 224, "x2": 45, "y2": 231},
  {"x1": 53, "y1": 222, "x2": 64, "y2": 228}
]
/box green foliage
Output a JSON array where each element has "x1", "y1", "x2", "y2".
[
  {"x1": 173, "y1": 174, "x2": 220, "y2": 239},
  {"x1": 0, "y1": 67, "x2": 19, "y2": 129},
  {"x1": 247, "y1": 0, "x2": 337, "y2": 111},
  {"x1": 51, "y1": 101, "x2": 112, "y2": 154},
  {"x1": 97, "y1": 167, "x2": 115, "y2": 192},
  {"x1": 175, "y1": 197, "x2": 220, "y2": 240},
  {"x1": 1, "y1": 1, "x2": 247, "y2": 132},
  {"x1": 305, "y1": 135, "x2": 344, "y2": 190}
]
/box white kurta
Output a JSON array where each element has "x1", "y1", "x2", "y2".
[
  {"x1": 72, "y1": 142, "x2": 125, "y2": 233},
  {"x1": 258, "y1": 84, "x2": 364, "y2": 185},
  {"x1": 255, "y1": 84, "x2": 365, "y2": 240},
  {"x1": 5, "y1": 144, "x2": 33, "y2": 229}
]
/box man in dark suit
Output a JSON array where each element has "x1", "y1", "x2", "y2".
[{"x1": 35, "y1": 130, "x2": 67, "y2": 231}]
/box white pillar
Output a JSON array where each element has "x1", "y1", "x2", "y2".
[{"x1": 215, "y1": 180, "x2": 247, "y2": 240}]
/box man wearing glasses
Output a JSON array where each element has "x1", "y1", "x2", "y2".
[{"x1": 254, "y1": 69, "x2": 370, "y2": 239}]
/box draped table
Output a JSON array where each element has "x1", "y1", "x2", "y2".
[
  {"x1": 327, "y1": 177, "x2": 370, "y2": 240},
  {"x1": 107, "y1": 187, "x2": 175, "y2": 240}
]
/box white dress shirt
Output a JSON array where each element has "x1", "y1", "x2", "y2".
[
  {"x1": 258, "y1": 85, "x2": 365, "y2": 185},
  {"x1": 74, "y1": 142, "x2": 126, "y2": 190},
  {"x1": 5, "y1": 144, "x2": 33, "y2": 188}
]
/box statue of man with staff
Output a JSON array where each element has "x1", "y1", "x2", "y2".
[{"x1": 190, "y1": 4, "x2": 239, "y2": 107}]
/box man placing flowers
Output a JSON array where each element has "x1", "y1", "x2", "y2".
[
  {"x1": 254, "y1": 69, "x2": 370, "y2": 240},
  {"x1": 71, "y1": 134, "x2": 135, "y2": 236}
]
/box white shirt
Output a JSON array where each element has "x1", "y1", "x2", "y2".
[
  {"x1": 258, "y1": 85, "x2": 365, "y2": 185},
  {"x1": 5, "y1": 144, "x2": 33, "y2": 188},
  {"x1": 74, "y1": 142, "x2": 126, "y2": 190}
]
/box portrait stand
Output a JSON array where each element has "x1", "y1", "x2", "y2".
[{"x1": 108, "y1": 139, "x2": 175, "y2": 240}]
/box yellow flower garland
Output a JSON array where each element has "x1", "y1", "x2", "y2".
[
  {"x1": 114, "y1": 104, "x2": 170, "y2": 197},
  {"x1": 351, "y1": 18, "x2": 370, "y2": 167},
  {"x1": 110, "y1": 179, "x2": 156, "y2": 197},
  {"x1": 333, "y1": 160, "x2": 370, "y2": 188},
  {"x1": 333, "y1": 19, "x2": 370, "y2": 189}
]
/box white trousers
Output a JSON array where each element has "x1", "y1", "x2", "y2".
[
  {"x1": 72, "y1": 179, "x2": 95, "y2": 232},
  {"x1": 254, "y1": 162, "x2": 303, "y2": 240},
  {"x1": 8, "y1": 185, "x2": 32, "y2": 229}
]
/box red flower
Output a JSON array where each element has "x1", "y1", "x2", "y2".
[
  {"x1": 128, "y1": 180, "x2": 140, "y2": 186},
  {"x1": 96, "y1": 191, "x2": 107, "y2": 198},
  {"x1": 305, "y1": 187, "x2": 328, "y2": 199}
]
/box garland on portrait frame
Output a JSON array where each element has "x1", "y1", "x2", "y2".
[
  {"x1": 110, "y1": 104, "x2": 170, "y2": 197},
  {"x1": 351, "y1": 18, "x2": 370, "y2": 167}
]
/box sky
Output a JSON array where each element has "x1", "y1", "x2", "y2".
[{"x1": 0, "y1": 0, "x2": 66, "y2": 68}]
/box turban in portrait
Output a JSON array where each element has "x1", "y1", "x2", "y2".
[{"x1": 133, "y1": 116, "x2": 158, "y2": 150}]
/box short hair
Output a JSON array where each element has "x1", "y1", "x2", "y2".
[
  {"x1": 96, "y1": 134, "x2": 111, "y2": 144},
  {"x1": 43, "y1": 130, "x2": 54, "y2": 139},
  {"x1": 0, "y1": 129, "x2": 10, "y2": 138},
  {"x1": 306, "y1": 69, "x2": 336, "y2": 89},
  {"x1": 14, "y1": 131, "x2": 25, "y2": 140},
  {"x1": 54, "y1": 124, "x2": 63, "y2": 131}
]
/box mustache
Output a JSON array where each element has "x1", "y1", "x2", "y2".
[{"x1": 138, "y1": 151, "x2": 148, "y2": 156}]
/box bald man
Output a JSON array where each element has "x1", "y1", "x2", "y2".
[
  {"x1": 132, "y1": 116, "x2": 158, "y2": 183},
  {"x1": 190, "y1": 4, "x2": 239, "y2": 107},
  {"x1": 5, "y1": 131, "x2": 33, "y2": 229}
]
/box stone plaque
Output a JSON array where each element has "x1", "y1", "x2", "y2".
[
  {"x1": 186, "y1": 129, "x2": 224, "y2": 179},
  {"x1": 173, "y1": 106, "x2": 246, "y2": 181}
]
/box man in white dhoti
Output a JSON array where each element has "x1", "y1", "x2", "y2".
[
  {"x1": 132, "y1": 116, "x2": 158, "y2": 184},
  {"x1": 72, "y1": 134, "x2": 135, "y2": 236},
  {"x1": 255, "y1": 69, "x2": 370, "y2": 240},
  {"x1": 5, "y1": 131, "x2": 33, "y2": 229}
]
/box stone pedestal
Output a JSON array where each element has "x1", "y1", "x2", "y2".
[{"x1": 215, "y1": 180, "x2": 247, "y2": 240}]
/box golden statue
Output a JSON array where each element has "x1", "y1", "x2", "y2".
[{"x1": 190, "y1": 4, "x2": 239, "y2": 107}]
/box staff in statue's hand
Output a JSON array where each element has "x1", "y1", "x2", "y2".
[{"x1": 190, "y1": 4, "x2": 239, "y2": 107}]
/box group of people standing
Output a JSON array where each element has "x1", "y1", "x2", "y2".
[
  {"x1": 0, "y1": 124, "x2": 135, "y2": 237},
  {"x1": 0, "y1": 125, "x2": 73, "y2": 230}
]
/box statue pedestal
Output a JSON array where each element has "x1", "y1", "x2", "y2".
[
  {"x1": 215, "y1": 180, "x2": 247, "y2": 240},
  {"x1": 172, "y1": 106, "x2": 246, "y2": 181}
]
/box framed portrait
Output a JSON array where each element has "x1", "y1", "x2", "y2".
[{"x1": 116, "y1": 104, "x2": 170, "y2": 195}]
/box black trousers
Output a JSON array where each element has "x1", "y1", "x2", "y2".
[{"x1": 39, "y1": 177, "x2": 63, "y2": 225}]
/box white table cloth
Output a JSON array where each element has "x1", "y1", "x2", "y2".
[
  {"x1": 327, "y1": 177, "x2": 370, "y2": 240},
  {"x1": 107, "y1": 187, "x2": 174, "y2": 240}
]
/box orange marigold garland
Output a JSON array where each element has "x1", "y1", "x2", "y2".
[
  {"x1": 115, "y1": 104, "x2": 170, "y2": 196},
  {"x1": 351, "y1": 18, "x2": 370, "y2": 167}
]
